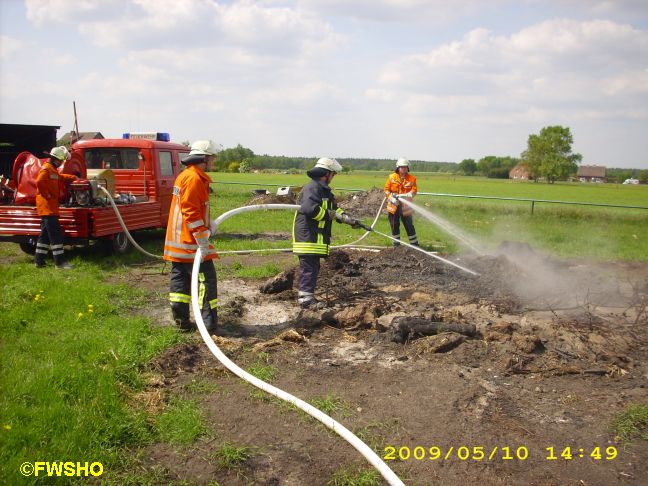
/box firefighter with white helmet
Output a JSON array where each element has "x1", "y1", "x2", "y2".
[
  {"x1": 384, "y1": 157, "x2": 419, "y2": 247},
  {"x1": 163, "y1": 139, "x2": 221, "y2": 332},
  {"x1": 292, "y1": 157, "x2": 361, "y2": 308},
  {"x1": 34, "y1": 146, "x2": 77, "y2": 269}
]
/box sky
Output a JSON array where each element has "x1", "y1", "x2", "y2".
[{"x1": 1, "y1": 0, "x2": 647, "y2": 169}]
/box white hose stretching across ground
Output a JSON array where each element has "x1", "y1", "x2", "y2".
[
  {"x1": 101, "y1": 196, "x2": 473, "y2": 482},
  {"x1": 195, "y1": 204, "x2": 405, "y2": 486},
  {"x1": 213, "y1": 203, "x2": 477, "y2": 275}
]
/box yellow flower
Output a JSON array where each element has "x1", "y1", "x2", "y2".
[
  {"x1": 77, "y1": 312, "x2": 84, "y2": 319},
  {"x1": 3, "y1": 424, "x2": 11, "y2": 430},
  {"x1": 87, "y1": 304, "x2": 95, "y2": 313}
]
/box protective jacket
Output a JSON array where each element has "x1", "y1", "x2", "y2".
[
  {"x1": 292, "y1": 178, "x2": 345, "y2": 256},
  {"x1": 384, "y1": 172, "x2": 417, "y2": 215},
  {"x1": 164, "y1": 165, "x2": 218, "y2": 263},
  {"x1": 35, "y1": 161, "x2": 76, "y2": 216}
]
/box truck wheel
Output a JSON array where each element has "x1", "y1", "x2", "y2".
[
  {"x1": 104, "y1": 232, "x2": 131, "y2": 255},
  {"x1": 19, "y1": 238, "x2": 37, "y2": 255}
]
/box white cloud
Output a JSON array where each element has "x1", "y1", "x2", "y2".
[
  {"x1": 25, "y1": 0, "x2": 124, "y2": 25},
  {"x1": 27, "y1": 0, "x2": 345, "y2": 59},
  {"x1": 295, "y1": 0, "x2": 502, "y2": 23},
  {"x1": 372, "y1": 19, "x2": 648, "y2": 125},
  {"x1": 0, "y1": 35, "x2": 23, "y2": 59}
]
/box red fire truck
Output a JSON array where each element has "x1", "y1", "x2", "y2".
[{"x1": 0, "y1": 133, "x2": 189, "y2": 254}]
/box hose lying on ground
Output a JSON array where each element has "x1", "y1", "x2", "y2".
[{"x1": 195, "y1": 203, "x2": 405, "y2": 486}]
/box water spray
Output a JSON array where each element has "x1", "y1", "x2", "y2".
[{"x1": 398, "y1": 197, "x2": 484, "y2": 255}]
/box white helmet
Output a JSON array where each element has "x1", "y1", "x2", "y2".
[
  {"x1": 396, "y1": 158, "x2": 410, "y2": 168},
  {"x1": 189, "y1": 140, "x2": 222, "y2": 156},
  {"x1": 314, "y1": 157, "x2": 343, "y2": 173},
  {"x1": 49, "y1": 146, "x2": 71, "y2": 161}
]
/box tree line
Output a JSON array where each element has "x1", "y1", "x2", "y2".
[{"x1": 204, "y1": 127, "x2": 647, "y2": 183}]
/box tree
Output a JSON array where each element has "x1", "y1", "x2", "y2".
[
  {"x1": 521, "y1": 126, "x2": 582, "y2": 183},
  {"x1": 639, "y1": 170, "x2": 648, "y2": 183},
  {"x1": 477, "y1": 156, "x2": 518, "y2": 178},
  {"x1": 227, "y1": 162, "x2": 240, "y2": 172},
  {"x1": 238, "y1": 159, "x2": 252, "y2": 173},
  {"x1": 458, "y1": 158, "x2": 477, "y2": 175}
]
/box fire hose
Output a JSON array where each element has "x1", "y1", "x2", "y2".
[
  {"x1": 100, "y1": 186, "x2": 478, "y2": 276},
  {"x1": 98, "y1": 186, "x2": 161, "y2": 259},
  {"x1": 195, "y1": 204, "x2": 405, "y2": 486},
  {"x1": 101, "y1": 196, "x2": 476, "y2": 483},
  {"x1": 211, "y1": 203, "x2": 478, "y2": 275}
]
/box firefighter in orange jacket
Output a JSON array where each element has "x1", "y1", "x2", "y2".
[
  {"x1": 35, "y1": 146, "x2": 77, "y2": 269},
  {"x1": 384, "y1": 158, "x2": 419, "y2": 247},
  {"x1": 163, "y1": 140, "x2": 221, "y2": 332}
]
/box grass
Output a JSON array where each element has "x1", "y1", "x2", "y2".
[
  {"x1": 327, "y1": 465, "x2": 382, "y2": 486},
  {"x1": 0, "y1": 252, "x2": 189, "y2": 484},
  {"x1": 225, "y1": 260, "x2": 282, "y2": 278},
  {"x1": 155, "y1": 397, "x2": 208, "y2": 445},
  {"x1": 612, "y1": 404, "x2": 648, "y2": 441},
  {"x1": 182, "y1": 377, "x2": 223, "y2": 395},
  {"x1": 310, "y1": 393, "x2": 351, "y2": 418},
  {"x1": 245, "y1": 362, "x2": 278, "y2": 382},
  {"x1": 212, "y1": 442, "x2": 254, "y2": 470}
]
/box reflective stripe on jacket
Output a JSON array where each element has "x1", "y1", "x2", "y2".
[
  {"x1": 384, "y1": 172, "x2": 417, "y2": 215},
  {"x1": 292, "y1": 179, "x2": 342, "y2": 256},
  {"x1": 163, "y1": 165, "x2": 218, "y2": 263},
  {"x1": 35, "y1": 161, "x2": 76, "y2": 216}
]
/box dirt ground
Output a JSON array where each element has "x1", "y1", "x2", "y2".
[{"x1": 124, "y1": 240, "x2": 648, "y2": 486}]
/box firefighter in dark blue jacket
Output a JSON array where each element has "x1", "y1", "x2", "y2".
[{"x1": 292, "y1": 158, "x2": 360, "y2": 308}]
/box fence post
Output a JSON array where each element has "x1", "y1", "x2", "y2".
[{"x1": 531, "y1": 200, "x2": 535, "y2": 214}]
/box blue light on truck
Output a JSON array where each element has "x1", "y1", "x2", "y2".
[{"x1": 122, "y1": 132, "x2": 171, "y2": 142}]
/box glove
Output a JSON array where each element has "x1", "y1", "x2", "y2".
[
  {"x1": 397, "y1": 192, "x2": 413, "y2": 199},
  {"x1": 337, "y1": 212, "x2": 362, "y2": 228},
  {"x1": 194, "y1": 230, "x2": 211, "y2": 261},
  {"x1": 388, "y1": 194, "x2": 399, "y2": 205}
]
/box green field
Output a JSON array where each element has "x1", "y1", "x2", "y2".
[{"x1": 209, "y1": 172, "x2": 648, "y2": 261}]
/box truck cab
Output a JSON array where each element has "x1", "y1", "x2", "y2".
[{"x1": 0, "y1": 133, "x2": 190, "y2": 254}]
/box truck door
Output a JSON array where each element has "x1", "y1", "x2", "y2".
[{"x1": 157, "y1": 150, "x2": 176, "y2": 224}]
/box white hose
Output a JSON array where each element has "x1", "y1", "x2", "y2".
[
  {"x1": 214, "y1": 203, "x2": 476, "y2": 275},
  {"x1": 337, "y1": 197, "x2": 386, "y2": 248},
  {"x1": 98, "y1": 185, "x2": 161, "y2": 259},
  {"x1": 194, "y1": 204, "x2": 405, "y2": 486},
  {"x1": 212, "y1": 200, "x2": 388, "y2": 255}
]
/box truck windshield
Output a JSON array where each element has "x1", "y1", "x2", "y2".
[{"x1": 85, "y1": 148, "x2": 141, "y2": 170}]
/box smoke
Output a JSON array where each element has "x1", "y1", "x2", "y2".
[{"x1": 405, "y1": 198, "x2": 635, "y2": 311}]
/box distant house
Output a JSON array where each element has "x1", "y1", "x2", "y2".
[
  {"x1": 509, "y1": 163, "x2": 530, "y2": 180},
  {"x1": 577, "y1": 165, "x2": 607, "y2": 183},
  {"x1": 59, "y1": 131, "x2": 104, "y2": 145}
]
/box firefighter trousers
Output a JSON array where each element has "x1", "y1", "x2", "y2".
[
  {"x1": 297, "y1": 254, "x2": 321, "y2": 303},
  {"x1": 35, "y1": 216, "x2": 66, "y2": 266},
  {"x1": 169, "y1": 260, "x2": 218, "y2": 332},
  {"x1": 388, "y1": 208, "x2": 419, "y2": 247}
]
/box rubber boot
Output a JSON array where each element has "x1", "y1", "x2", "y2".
[
  {"x1": 203, "y1": 308, "x2": 217, "y2": 334},
  {"x1": 54, "y1": 253, "x2": 74, "y2": 269},
  {"x1": 171, "y1": 303, "x2": 195, "y2": 332}
]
